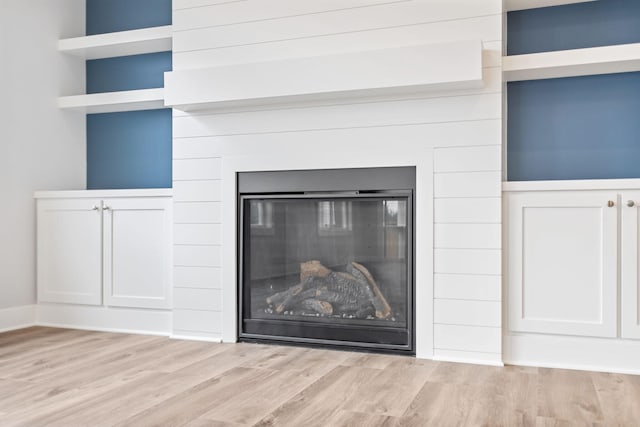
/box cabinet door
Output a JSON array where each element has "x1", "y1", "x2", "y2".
[
  {"x1": 103, "y1": 197, "x2": 172, "y2": 309},
  {"x1": 37, "y1": 199, "x2": 103, "y2": 305},
  {"x1": 507, "y1": 191, "x2": 617, "y2": 337},
  {"x1": 621, "y1": 190, "x2": 640, "y2": 339}
]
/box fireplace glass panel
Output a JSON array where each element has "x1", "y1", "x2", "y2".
[{"x1": 242, "y1": 195, "x2": 409, "y2": 331}]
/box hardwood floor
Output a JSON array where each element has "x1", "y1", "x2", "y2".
[{"x1": 1, "y1": 328, "x2": 639, "y2": 426}]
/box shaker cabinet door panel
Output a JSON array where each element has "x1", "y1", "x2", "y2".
[
  {"x1": 37, "y1": 199, "x2": 103, "y2": 305},
  {"x1": 103, "y1": 198, "x2": 172, "y2": 309},
  {"x1": 621, "y1": 191, "x2": 640, "y2": 339},
  {"x1": 507, "y1": 191, "x2": 618, "y2": 338}
]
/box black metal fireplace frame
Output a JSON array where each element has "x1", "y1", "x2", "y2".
[{"x1": 236, "y1": 167, "x2": 416, "y2": 354}]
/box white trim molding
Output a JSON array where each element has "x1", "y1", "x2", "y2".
[{"x1": 0, "y1": 305, "x2": 37, "y2": 333}]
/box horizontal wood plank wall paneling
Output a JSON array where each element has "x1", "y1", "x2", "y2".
[
  {"x1": 171, "y1": 0, "x2": 503, "y2": 362},
  {"x1": 174, "y1": 16, "x2": 501, "y2": 71}
]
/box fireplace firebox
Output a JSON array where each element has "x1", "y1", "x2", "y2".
[{"x1": 238, "y1": 167, "x2": 415, "y2": 353}]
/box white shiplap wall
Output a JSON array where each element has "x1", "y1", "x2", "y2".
[{"x1": 171, "y1": 0, "x2": 503, "y2": 363}]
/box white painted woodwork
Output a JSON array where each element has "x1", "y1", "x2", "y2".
[
  {"x1": 103, "y1": 198, "x2": 172, "y2": 310},
  {"x1": 433, "y1": 349, "x2": 503, "y2": 366},
  {"x1": 503, "y1": 43, "x2": 640, "y2": 82},
  {"x1": 58, "y1": 25, "x2": 172, "y2": 60},
  {"x1": 434, "y1": 324, "x2": 501, "y2": 354},
  {"x1": 35, "y1": 188, "x2": 173, "y2": 199},
  {"x1": 173, "y1": 0, "x2": 397, "y2": 30},
  {"x1": 434, "y1": 299, "x2": 501, "y2": 327},
  {"x1": 172, "y1": 1, "x2": 500, "y2": 49},
  {"x1": 503, "y1": 178, "x2": 640, "y2": 192},
  {"x1": 37, "y1": 198, "x2": 103, "y2": 305},
  {"x1": 173, "y1": 158, "x2": 222, "y2": 181},
  {"x1": 36, "y1": 304, "x2": 171, "y2": 336},
  {"x1": 504, "y1": 332, "x2": 640, "y2": 375},
  {"x1": 58, "y1": 88, "x2": 165, "y2": 114},
  {"x1": 170, "y1": 0, "x2": 503, "y2": 361},
  {"x1": 433, "y1": 145, "x2": 501, "y2": 173},
  {"x1": 173, "y1": 16, "x2": 501, "y2": 71},
  {"x1": 434, "y1": 172, "x2": 502, "y2": 198},
  {"x1": 434, "y1": 223, "x2": 501, "y2": 249},
  {"x1": 434, "y1": 274, "x2": 501, "y2": 302},
  {"x1": 36, "y1": 191, "x2": 173, "y2": 314},
  {"x1": 621, "y1": 191, "x2": 640, "y2": 339},
  {"x1": 434, "y1": 249, "x2": 502, "y2": 275},
  {"x1": 174, "y1": 288, "x2": 221, "y2": 311},
  {"x1": 165, "y1": 41, "x2": 484, "y2": 111},
  {"x1": 174, "y1": 224, "x2": 222, "y2": 245},
  {"x1": 173, "y1": 181, "x2": 221, "y2": 202},
  {"x1": 173, "y1": 266, "x2": 222, "y2": 289},
  {"x1": 506, "y1": 191, "x2": 618, "y2": 337},
  {"x1": 174, "y1": 202, "x2": 221, "y2": 224},
  {"x1": 434, "y1": 198, "x2": 501, "y2": 224},
  {"x1": 504, "y1": 0, "x2": 597, "y2": 11},
  {"x1": 172, "y1": 95, "x2": 500, "y2": 138},
  {"x1": 174, "y1": 245, "x2": 222, "y2": 267},
  {"x1": 173, "y1": 309, "x2": 222, "y2": 334}
]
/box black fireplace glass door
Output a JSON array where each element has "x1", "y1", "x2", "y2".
[{"x1": 241, "y1": 195, "x2": 410, "y2": 333}]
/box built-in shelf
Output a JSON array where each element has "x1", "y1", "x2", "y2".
[
  {"x1": 165, "y1": 41, "x2": 483, "y2": 112},
  {"x1": 58, "y1": 88, "x2": 165, "y2": 114},
  {"x1": 58, "y1": 25, "x2": 172, "y2": 60},
  {"x1": 503, "y1": 178, "x2": 640, "y2": 192},
  {"x1": 503, "y1": 42, "x2": 640, "y2": 81},
  {"x1": 505, "y1": 0, "x2": 597, "y2": 11}
]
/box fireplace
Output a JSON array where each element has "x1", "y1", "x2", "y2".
[{"x1": 238, "y1": 167, "x2": 415, "y2": 353}]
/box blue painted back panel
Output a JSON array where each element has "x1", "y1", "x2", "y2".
[
  {"x1": 508, "y1": 0, "x2": 640, "y2": 55},
  {"x1": 507, "y1": 72, "x2": 640, "y2": 181},
  {"x1": 86, "y1": 52, "x2": 172, "y2": 93},
  {"x1": 86, "y1": 0, "x2": 172, "y2": 35},
  {"x1": 87, "y1": 109, "x2": 172, "y2": 189}
]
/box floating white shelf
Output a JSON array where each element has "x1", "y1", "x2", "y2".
[
  {"x1": 58, "y1": 88, "x2": 165, "y2": 114},
  {"x1": 58, "y1": 26, "x2": 172, "y2": 60},
  {"x1": 165, "y1": 41, "x2": 484, "y2": 112},
  {"x1": 503, "y1": 42, "x2": 640, "y2": 81},
  {"x1": 505, "y1": 0, "x2": 597, "y2": 11}
]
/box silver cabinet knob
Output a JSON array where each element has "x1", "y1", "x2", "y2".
[
  {"x1": 628, "y1": 200, "x2": 636, "y2": 207},
  {"x1": 608, "y1": 200, "x2": 615, "y2": 208},
  {"x1": 92, "y1": 205, "x2": 100, "y2": 211},
  {"x1": 103, "y1": 205, "x2": 110, "y2": 210}
]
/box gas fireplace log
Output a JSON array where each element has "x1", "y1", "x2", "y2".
[
  {"x1": 266, "y1": 261, "x2": 393, "y2": 319},
  {"x1": 300, "y1": 298, "x2": 333, "y2": 315},
  {"x1": 300, "y1": 260, "x2": 332, "y2": 282},
  {"x1": 350, "y1": 262, "x2": 392, "y2": 319}
]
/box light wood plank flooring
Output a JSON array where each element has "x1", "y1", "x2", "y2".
[{"x1": 1, "y1": 327, "x2": 639, "y2": 426}]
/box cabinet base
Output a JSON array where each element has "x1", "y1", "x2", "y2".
[
  {"x1": 36, "y1": 304, "x2": 171, "y2": 336},
  {"x1": 504, "y1": 333, "x2": 640, "y2": 375}
]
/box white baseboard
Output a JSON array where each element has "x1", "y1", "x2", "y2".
[
  {"x1": 171, "y1": 330, "x2": 223, "y2": 342},
  {"x1": 505, "y1": 333, "x2": 640, "y2": 375},
  {"x1": 0, "y1": 305, "x2": 37, "y2": 333},
  {"x1": 433, "y1": 349, "x2": 504, "y2": 366},
  {"x1": 36, "y1": 304, "x2": 171, "y2": 337}
]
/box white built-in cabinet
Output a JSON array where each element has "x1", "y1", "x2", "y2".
[
  {"x1": 36, "y1": 190, "x2": 172, "y2": 310},
  {"x1": 506, "y1": 185, "x2": 640, "y2": 340}
]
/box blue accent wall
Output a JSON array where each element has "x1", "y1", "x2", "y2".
[
  {"x1": 87, "y1": 110, "x2": 172, "y2": 189},
  {"x1": 87, "y1": 52, "x2": 171, "y2": 93},
  {"x1": 508, "y1": 0, "x2": 640, "y2": 55},
  {"x1": 507, "y1": 72, "x2": 640, "y2": 181},
  {"x1": 86, "y1": 0, "x2": 172, "y2": 35}
]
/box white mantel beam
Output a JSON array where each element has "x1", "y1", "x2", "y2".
[{"x1": 164, "y1": 41, "x2": 484, "y2": 112}]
